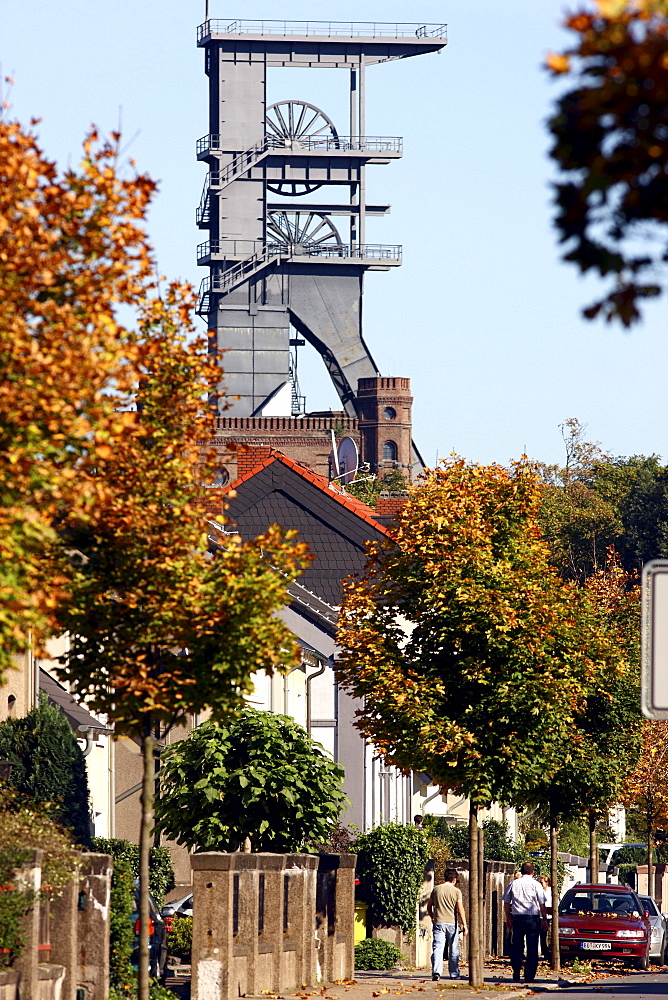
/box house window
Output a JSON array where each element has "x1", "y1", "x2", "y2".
[
  {"x1": 383, "y1": 441, "x2": 398, "y2": 462},
  {"x1": 383, "y1": 406, "x2": 396, "y2": 420}
]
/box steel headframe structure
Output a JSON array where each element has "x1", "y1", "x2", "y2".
[{"x1": 196, "y1": 19, "x2": 446, "y2": 462}]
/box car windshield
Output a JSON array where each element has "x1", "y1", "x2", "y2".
[
  {"x1": 639, "y1": 896, "x2": 659, "y2": 916},
  {"x1": 559, "y1": 891, "x2": 642, "y2": 918}
]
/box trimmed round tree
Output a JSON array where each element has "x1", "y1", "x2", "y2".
[{"x1": 155, "y1": 709, "x2": 346, "y2": 852}]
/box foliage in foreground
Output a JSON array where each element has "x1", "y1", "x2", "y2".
[
  {"x1": 354, "y1": 823, "x2": 429, "y2": 936},
  {"x1": 107, "y1": 850, "x2": 136, "y2": 995},
  {"x1": 354, "y1": 938, "x2": 406, "y2": 971},
  {"x1": 0, "y1": 846, "x2": 33, "y2": 968},
  {"x1": 0, "y1": 693, "x2": 91, "y2": 847},
  {"x1": 546, "y1": 0, "x2": 668, "y2": 326},
  {"x1": 0, "y1": 787, "x2": 79, "y2": 893},
  {"x1": 155, "y1": 710, "x2": 346, "y2": 852}
]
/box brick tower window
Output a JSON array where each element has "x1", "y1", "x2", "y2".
[
  {"x1": 383, "y1": 406, "x2": 396, "y2": 420},
  {"x1": 383, "y1": 440, "x2": 398, "y2": 462}
]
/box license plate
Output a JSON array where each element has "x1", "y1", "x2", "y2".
[{"x1": 581, "y1": 941, "x2": 612, "y2": 951}]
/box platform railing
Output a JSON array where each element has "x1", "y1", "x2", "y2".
[
  {"x1": 198, "y1": 240, "x2": 402, "y2": 263},
  {"x1": 196, "y1": 133, "x2": 403, "y2": 159},
  {"x1": 198, "y1": 20, "x2": 447, "y2": 41}
]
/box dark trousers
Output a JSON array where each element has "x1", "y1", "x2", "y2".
[{"x1": 510, "y1": 914, "x2": 541, "y2": 982}]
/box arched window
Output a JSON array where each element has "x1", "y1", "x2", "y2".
[
  {"x1": 383, "y1": 406, "x2": 396, "y2": 420},
  {"x1": 383, "y1": 440, "x2": 398, "y2": 462}
]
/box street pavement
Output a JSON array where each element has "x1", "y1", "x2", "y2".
[
  {"x1": 558, "y1": 970, "x2": 668, "y2": 999},
  {"x1": 164, "y1": 961, "x2": 668, "y2": 1000}
]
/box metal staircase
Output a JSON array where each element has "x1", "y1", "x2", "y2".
[{"x1": 196, "y1": 243, "x2": 402, "y2": 315}]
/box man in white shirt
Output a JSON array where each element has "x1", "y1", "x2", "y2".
[{"x1": 502, "y1": 862, "x2": 548, "y2": 983}]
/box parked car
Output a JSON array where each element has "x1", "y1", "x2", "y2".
[
  {"x1": 558, "y1": 884, "x2": 651, "y2": 969},
  {"x1": 131, "y1": 890, "x2": 168, "y2": 980},
  {"x1": 161, "y1": 891, "x2": 193, "y2": 920},
  {"x1": 637, "y1": 895, "x2": 668, "y2": 964}
]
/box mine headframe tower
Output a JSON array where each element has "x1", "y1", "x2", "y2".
[{"x1": 195, "y1": 19, "x2": 447, "y2": 467}]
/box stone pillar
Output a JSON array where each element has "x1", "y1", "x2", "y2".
[
  {"x1": 191, "y1": 852, "x2": 259, "y2": 1000},
  {"x1": 50, "y1": 876, "x2": 78, "y2": 1000},
  {"x1": 77, "y1": 853, "x2": 112, "y2": 1000},
  {"x1": 316, "y1": 854, "x2": 356, "y2": 983},
  {"x1": 283, "y1": 855, "x2": 318, "y2": 989},
  {"x1": 12, "y1": 847, "x2": 42, "y2": 1000}
]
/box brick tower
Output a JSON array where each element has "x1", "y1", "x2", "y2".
[{"x1": 357, "y1": 377, "x2": 413, "y2": 479}]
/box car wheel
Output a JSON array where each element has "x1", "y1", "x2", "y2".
[{"x1": 635, "y1": 952, "x2": 649, "y2": 971}]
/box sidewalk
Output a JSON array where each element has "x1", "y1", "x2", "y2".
[
  {"x1": 164, "y1": 960, "x2": 580, "y2": 1000},
  {"x1": 262, "y1": 962, "x2": 572, "y2": 1000}
]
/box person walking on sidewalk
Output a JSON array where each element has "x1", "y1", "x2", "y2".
[
  {"x1": 502, "y1": 862, "x2": 548, "y2": 983},
  {"x1": 427, "y1": 869, "x2": 468, "y2": 981}
]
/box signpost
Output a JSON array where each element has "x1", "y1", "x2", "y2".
[{"x1": 642, "y1": 560, "x2": 668, "y2": 719}]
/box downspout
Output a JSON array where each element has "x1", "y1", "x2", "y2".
[
  {"x1": 305, "y1": 655, "x2": 327, "y2": 735},
  {"x1": 78, "y1": 727, "x2": 95, "y2": 758}
]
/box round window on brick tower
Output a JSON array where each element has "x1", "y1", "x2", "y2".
[
  {"x1": 383, "y1": 440, "x2": 398, "y2": 462},
  {"x1": 383, "y1": 406, "x2": 396, "y2": 420}
]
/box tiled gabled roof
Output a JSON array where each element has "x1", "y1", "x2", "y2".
[{"x1": 225, "y1": 448, "x2": 392, "y2": 538}]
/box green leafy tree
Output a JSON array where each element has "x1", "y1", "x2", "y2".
[
  {"x1": 437, "y1": 819, "x2": 519, "y2": 863},
  {"x1": 538, "y1": 419, "x2": 668, "y2": 581},
  {"x1": 155, "y1": 710, "x2": 346, "y2": 852},
  {"x1": 546, "y1": 0, "x2": 668, "y2": 326},
  {"x1": 91, "y1": 838, "x2": 175, "y2": 909},
  {"x1": 335, "y1": 458, "x2": 625, "y2": 984},
  {"x1": 0, "y1": 693, "x2": 91, "y2": 846},
  {"x1": 346, "y1": 469, "x2": 408, "y2": 509},
  {"x1": 353, "y1": 823, "x2": 429, "y2": 936}
]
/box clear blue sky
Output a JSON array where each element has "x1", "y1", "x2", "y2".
[{"x1": 2, "y1": 0, "x2": 665, "y2": 469}]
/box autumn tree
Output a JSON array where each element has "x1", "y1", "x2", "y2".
[
  {"x1": 1, "y1": 118, "x2": 310, "y2": 1000},
  {"x1": 335, "y1": 459, "x2": 623, "y2": 984},
  {"x1": 547, "y1": 0, "x2": 668, "y2": 325},
  {"x1": 0, "y1": 119, "x2": 158, "y2": 674},
  {"x1": 521, "y1": 563, "x2": 642, "y2": 969},
  {"x1": 621, "y1": 720, "x2": 668, "y2": 894}
]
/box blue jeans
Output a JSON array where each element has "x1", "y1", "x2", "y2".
[{"x1": 432, "y1": 922, "x2": 459, "y2": 978}]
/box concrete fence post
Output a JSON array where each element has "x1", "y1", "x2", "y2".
[
  {"x1": 282, "y1": 855, "x2": 318, "y2": 990},
  {"x1": 49, "y1": 874, "x2": 78, "y2": 1000},
  {"x1": 316, "y1": 854, "x2": 356, "y2": 982},
  {"x1": 12, "y1": 847, "x2": 42, "y2": 1000},
  {"x1": 77, "y1": 852, "x2": 112, "y2": 1000}
]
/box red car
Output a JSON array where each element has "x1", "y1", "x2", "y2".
[{"x1": 559, "y1": 884, "x2": 651, "y2": 969}]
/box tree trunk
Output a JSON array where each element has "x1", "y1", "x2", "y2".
[
  {"x1": 139, "y1": 724, "x2": 156, "y2": 1000},
  {"x1": 478, "y1": 825, "x2": 485, "y2": 975},
  {"x1": 588, "y1": 811, "x2": 598, "y2": 885},
  {"x1": 468, "y1": 803, "x2": 482, "y2": 987},
  {"x1": 550, "y1": 808, "x2": 560, "y2": 975}
]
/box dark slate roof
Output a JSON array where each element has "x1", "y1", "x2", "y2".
[
  {"x1": 221, "y1": 452, "x2": 390, "y2": 607},
  {"x1": 39, "y1": 668, "x2": 112, "y2": 734}
]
